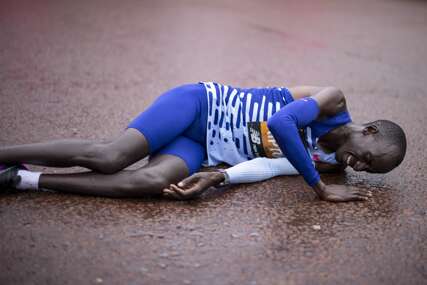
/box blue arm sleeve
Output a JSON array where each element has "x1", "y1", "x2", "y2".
[{"x1": 267, "y1": 97, "x2": 320, "y2": 187}]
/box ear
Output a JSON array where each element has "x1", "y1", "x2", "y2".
[{"x1": 362, "y1": 125, "x2": 379, "y2": 135}]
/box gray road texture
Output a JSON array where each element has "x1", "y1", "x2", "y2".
[{"x1": 1, "y1": 0, "x2": 426, "y2": 284}]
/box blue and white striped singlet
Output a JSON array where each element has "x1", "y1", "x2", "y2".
[{"x1": 201, "y1": 81, "x2": 294, "y2": 166}]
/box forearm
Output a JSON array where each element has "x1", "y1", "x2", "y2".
[
  {"x1": 171, "y1": 168, "x2": 371, "y2": 203},
  {"x1": 267, "y1": 97, "x2": 321, "y2": 187},
  {"x1": 222, "y1": 157, "x2": 299, "y2": 184},
  {"x1": 213, "y1": 167, "x2": 327, "y2": 201}
]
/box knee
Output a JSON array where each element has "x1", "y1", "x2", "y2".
[
  {"x1": 85, "y1": 143, "x2": 129, "y2": 174},
  {"x1": 122, "y1": 169, "x2": 169, "y2": 197}
]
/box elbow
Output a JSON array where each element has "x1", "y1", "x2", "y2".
[
  {"x1": 317, "y1": 87, "x2": 347, "y2": 115},
  {"x1": 326, "y1": 86, "x2": 346, "y2": 104},
  {"x1": 331, "y1": 86, "x2": 345, "y2": 99},
  {"x1": 324, "y1": 86, "x2": 343, "y2": 95}
]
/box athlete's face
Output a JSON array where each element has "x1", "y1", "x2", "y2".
[{"x1": 335, "y1": 126, "x2": 399, "y2": 173}]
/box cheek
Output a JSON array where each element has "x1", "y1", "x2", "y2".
[{"x1": 370, "y1": 157, "x2": 393, "y2": 173}]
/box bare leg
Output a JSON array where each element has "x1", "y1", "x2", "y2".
[
  {"x1": 38, "y1": 154, "x2": 189, "y2": 197},
  {"x1": 0, "y1": 128, "x2": 149, "y2": 174}
]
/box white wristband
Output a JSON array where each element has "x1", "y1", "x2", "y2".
[{"x1": 217, "y1": 169, "x2": 230, "y2": 186}]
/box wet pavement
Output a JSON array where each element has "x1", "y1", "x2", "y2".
[{"x1": 1, "y1": 0, "x2": 426, "y2": 284}]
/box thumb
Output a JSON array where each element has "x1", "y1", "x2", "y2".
[{"x1": 177, "y1": 175, "x2": 198, "y2": 188}]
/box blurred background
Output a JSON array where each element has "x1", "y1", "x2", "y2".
[{"x1": 1, "y1": 0, "x2": 426, "y2": 284}]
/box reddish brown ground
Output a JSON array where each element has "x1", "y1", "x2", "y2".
[{"x1": 1, "y1": 0, "x2": 426, "y2": 284}]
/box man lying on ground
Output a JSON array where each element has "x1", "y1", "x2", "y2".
[{"x1": 0, "y1": 82, "x2": 406, "y2": 202}]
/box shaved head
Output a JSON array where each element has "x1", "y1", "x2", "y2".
[{"x1": 366, "y1": 120, "x2": 407, "y2": 171}]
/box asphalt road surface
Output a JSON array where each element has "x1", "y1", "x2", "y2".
[{"x1": 1, "y1": 0, "x2": 426, "y2": 284}]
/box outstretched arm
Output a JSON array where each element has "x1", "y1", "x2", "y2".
[
  {"x1": 162, "y1": 157, "x2": 299, "y2": 200},
  {"x1": 161, "y1": 157, "x2": 346, "y2": 200}
]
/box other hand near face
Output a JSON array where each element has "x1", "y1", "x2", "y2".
[
  {"x1": 319, "y1": 184, "x2": 373, "y2": 202},
  {"x1": 162, "y1": 171, "x2": 225, "y2": 200}
]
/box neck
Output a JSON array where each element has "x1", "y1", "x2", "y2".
[{"x1": 318, "y1": 123, "x2": 357, "y2": 151}]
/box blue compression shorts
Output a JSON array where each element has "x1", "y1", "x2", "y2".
[{"x1": 127, "y1": 83, "x2": 208, "y2": 174}]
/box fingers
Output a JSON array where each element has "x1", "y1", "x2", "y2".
[
  {"x1": 162, "y1": 188, "x2": 182, "y2": 200},
  {"x1": 352, "y1": 195, "x2": 369, "y2": 201},
  {"x1": 162, "y1": 185, "x2": 186, "y2": 200},
  {"x1": 355, "y1": 187, "x2": 372, "y2": 195},
  {"x1": 351, "y1": 189, "x2": 372, "y2": 197},
  {"x1": 170, "y1": 184, "x2": 189, "y2": 197},
  {"x1": 349, "y1": 191, "x2": 372, "y2": 201},
  {"x1": 331, "y1": 195, "x2": 368, "y2": 202},
  {"x1": 326, "y1": 191, "x2": 373, "y2": 202},
  {"x1": 162, "y1": 184, "x2": 203, "y2": 200},
  {"x1": 177, "y1": 176, "x2": 195, "y2": 188},
  {"x1": 347, "y1": 186, "x2": 373, "y2": 200},
  {"x1": 171, "y1": 184, "x2": 202, "y2": 199}
]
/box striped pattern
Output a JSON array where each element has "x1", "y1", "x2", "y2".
[{"x1": 202, "y1": 82, "x2": 293, "y2": 166}]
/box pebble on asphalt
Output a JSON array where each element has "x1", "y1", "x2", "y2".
[
  {"x1": 249, "y1": 232, "x2": 260, "y2": 237},
  {"x1": 159, "y1": 263, "x2": 167, "y2": 269}
]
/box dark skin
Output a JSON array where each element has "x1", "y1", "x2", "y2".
[
  {"x1": 0, "y1": 129, "x2": 190, "y2": 197},
  {"x1": 163, "y1": 86, "x2": 397, "y2": 202},
  {"x1": 0, "y1": 86, "x2": 392, "y2": 201}
]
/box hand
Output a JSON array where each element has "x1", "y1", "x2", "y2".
[
  {"x1": 162, "y1": 171, "x2": 225, "y2": 200},
  {"x1": 317, "y1": 183, "x2": 373, "y2": 202}
]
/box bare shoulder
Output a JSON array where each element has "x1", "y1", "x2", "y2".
[
  {"x1": 287, "y1": 86, "x2": 325, "y2": 100},
  {"x1": 287, "y1": 85, "x2": 347, "y2": 116}
]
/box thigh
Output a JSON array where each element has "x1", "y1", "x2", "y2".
[
  {"x1": 151, "y1": 136, "x2": 206, "y2": 176},
  {"x1": 127, "y1": 83, "x2": 205, "y2": 153}
]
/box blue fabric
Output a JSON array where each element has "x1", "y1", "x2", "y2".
[
  {"x1": 128, "y1": 83, "x2": 207, "y2": 152},
  {"x1": 202, "y1": 82, "x2": 295, "y2": 164},
  {"x1": 309, "y1": 111, "x2": 352, "y2": 140},
  {"x1": 267, "y1": 98, "x2": 321, "y2": 187},
  {"x1": 127, "y1": 83, "x2": 208, "y2": 174},
  {"x1": 154, "y1": 136, "x2": 205, "y2": 175}
]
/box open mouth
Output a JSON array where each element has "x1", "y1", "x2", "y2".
[
  {"x1": 343, "y1": 152, "x2": 370, "y2": 171},
  {"x1": 344, "y1": 152, "x2": 358, "y2": 167}
]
